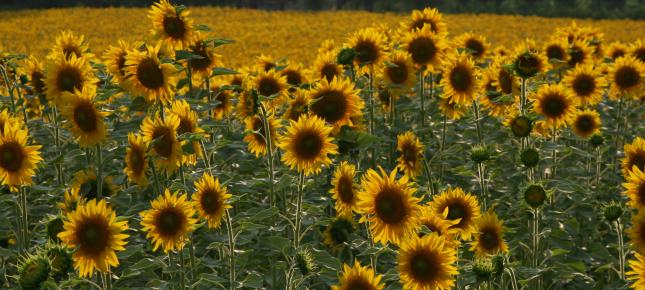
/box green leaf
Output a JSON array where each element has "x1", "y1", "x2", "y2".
[
  {"x1": 175, "y1": 50, "x2": 205, "y2": 61},
  {"x1": 195, "y1": 23, "x2": 211, "y2": 32},
  {"x1": 212, "y1": 67, "x2": 239, "y2": 76}
]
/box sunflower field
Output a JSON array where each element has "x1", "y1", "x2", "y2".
[{"x1": 0, "y1": 1, "x2": 644, "y2": 289}]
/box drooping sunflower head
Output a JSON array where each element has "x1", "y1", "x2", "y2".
[
  {"x1": 0, "y1": 122, "x2": 42, "y2": 190},
  {"x1": 567, "y1": 39, "x2": 593, "y2": 68},
  {"x1": 606, "y1": 41, "x2": 628, "y2": 61},
  {"x1": 402, "y1": 25, "x2": 446, "y2": 69},
  {"x1": 511, "y1": 40, "x2": 547, "y2": 79},
  {"x1": 166, "y1": 99, "x2": 204, "y2": 165},
  {"x1": 469, "y1": 211, "x2": 508, "y2": 257},
  {"x1": 281, "y1": 62, "x2": 309, "y2": 88},
  {"x1": 140, "y1": 189, "x2": 197, "y2": 253},
  {"x1": 403, "y1": 7, "x2": 447, "y2": 36},
  {"x1": 357, "y1": 167, "x2": 422, "y2": 245},
  {"x1": 608, "y1": 56, "x2": 643, "y2": 99},
  {"x1": 440, "y1": 52, "x2": 480, "y2": 106},
  {"x1": 323, "y1": 216, "x2": 356, "y2": 252},
  {"x1": 480, "y1": 59, "x2": 518, "y2": 117},
  {"x1": 149, "y1": 0, "x2": 196, "y2": 50},
  {"x1": 629, "y1": 39, "x2": 645, "y2": 63},
  {"x1": 58, "y1": 199, "x2": 129, "y2": 277},
  {"x1": 543, "y1": 38, "x2": 569, "y2": 69},
  {"x1": 398, "y1": 233, "x2": 458, "y2": 290},
  {"x1": 44, "y1": 54, "x2": 97, "y2": 105},
  {"x1": 192, "y1": 173, "x2": 232, "y2": 229},
  {"x1": 396, "y1": 131, "x2": 424, "y2": 179},
  {"x1": 187, "y1": 36, "x2": 221, "y2": 81},
  {"x1": 102, "y1": 40, "x2": 134, "y2": 83},
  {"x1": 60, "y1": 86, "x2": 108, "y2": 148},
  {"x1": 307, "y1": 77, "x2": 364, "y2": 129},
  {"x1": 209, "y1": 82, "x2": 234, "y2": 121},
  {"x1": 313, "y1": 51, "x2": 343, "y2": 82},
  {"x1": 571, "y1": 109, "x2": 601, "y2": 139},
  {"x1": 623, "y1": 137, "x2": 645, "y2": 177},
  {"x1": 347, "y1": 27, "x2": 388, "y2": 69},
  {"x1": 627, "y1": 252, "x2": 645, "y2": 289},
  {"x1": 428, "y1": 187, "x2": 481, "y2": 241},
  {"x1": 624, "y1": 166, "x2": 645, "y2": 210},
  {"x1": 454, "y1": 32, "x2": 489, "y2": 61},
  {"x1": 18, "y1": 254, "x2": 51, "y2": 290},
  {"x1": 331, "y1": 261, "x2": 385, "y2": 290},
  {"x1": 21, "y1": 55, "x2": 47, "y2": 95},
  {"x1": 124, "y1": 133, "x2": 149, "y2": 186},
  {"x1": 531, "y1": 84, "x2": 578, "y2": 129},
  {"x1": 243, "y1": 111, "x2": 281, "y2": 157},
  {"x1": 58, "y1": 187, "x2": 84, "y2": 215},
  {"x1": 563, "y1": 64, "x2": 605, "y2": 106},
  {"x1": 140, "y1": 114, "x2": 184, "y2": 174},
  {"x1": 71, "y1": 169, "x2": 118, "y2": 199},
  {"x1": 284, "y1": 89, "x2": 310, "y2": 122},
  {"x1": 381, "y1": 50, "x2": 417, "y2": 92},
  {"x1": 47, "y1": 30, "x2": 94, "y2": 61},
  {"x1": 47, "y1": 244, "x2": 73, "y2": 282},
  {"x1": 438, "y1": 96, "x2": 468, "y2": 120},
  {"x1": 277, "y1": 114, "x2": 338, "y2": 176},
  {"x1": 124, "y1": 43, "x2": 177, "y2": 104},
  {"x1": 330, "y1": 161, "x2": 358, "y2": 217}
]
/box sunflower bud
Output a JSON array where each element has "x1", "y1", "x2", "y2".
[
  {"x1": 514, "y1": 52, "x2": 541, "y2": 78},
  {"x1": 324, "y1": 216, "x2": 355, "y2": 249},
  {"x1": 472, "y1": 258, "x2": 495, "y2": 283},
  {"x1": 337, "y1": 48, "x2": 356, "y2": 66},
  {"x1": 295, "y1": 248, "x2": 317, "y2": 276},
  {"x1": 603, "y1": 202, "x2": 624, "y2": 222},
  {"x1": 47, "y1": 246, "x2": 73, "y2": 282},
  {"x1": 524, "y1": 184, "x2": 547, "y2": 209},
  {"x1": 510, "y1": 115, "x2": 532, "y2": 138},
  {"x1": 520, "y1": 148, "x2": 540, "y2": 167},
  {"x1": 491, "y1": 255, "x2": 505, "y2": 276},
  {"x1": 470, "y1": 145, "x2": 490, "y2": 163},
  {"x1": 19, "y1": 255, "x2": 51, "y2": 290},
  {"x1": 46, "y1": 217, "x2": 64, "y2": 242},
  {"x1": 589, "y1": 134, "x2": 604, "y2": 148}
]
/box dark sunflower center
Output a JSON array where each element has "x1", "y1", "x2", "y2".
[
  {"x1": 402, "y1": 144, "x2": 418, "y2": 163},
  {"x1": 156, "y1": 208, "x2": 185, "y2": 237},
  {"x1": 515, "y1": 54, "x2": 540, "y2": 77},
  {"x1": 568, "y1": 48, "x2": 584, "y2": 67},
  {"x1": 424, "y1": 223, "x2": 441, "y2": 235},
  {"x1": 311, "y1": 90, "x2": 348, "y2": 124},
  {"x1": 337, "y1": 176, "x2": 354, "y2": 203},
  {"x1": 215, "y1": 92, "x2": 229, "y2": 109},
  {"x1": 73, "y1": 101, "x2": 98, "y2": 132},
  {"x1": 410, "y1": 251, "x2": 439, "y2": 282},
  {"x1": 541, "y1": 93, "x2": 567, "y2": 117},
  {"x1": 189, "y1": 44, "x2": 211, "y2": 71},
  {"x1": 136, "y1": 58, "x2": 165, "y2": 89},
  {"x1": 546, "y1": 45, "x2": 565, "y2": 61},
  {"x1": 294, "y1": 131, "x2": 323, "y2": 159},
  {"x1": 329, "y1": 218, "x2": 353, "y2": 244},
  {"x1": 63, "y1": 46, "x2": 82, "y2": 59},
  {"x1": 252, "y1": 117, "x2": 267, "y2": 144},
  {"x1": 57, "y1": 67, "x2": 83, "y2": 93},
  {"x1": 321, "y1": 64, "x2": 339, "y2": 82},
  {"x1": 408, "y1": 37, "x2": 436, "y2": 65},
  {"x1": 628, "y1": 153, "x2": 645, "y2": 172},
  {"x1": 129, "y1": 147, "x2": 145, "y2": 175},
  {"x1": 0, "y1": 142, "x2": 24, "y2": 172},
  {"x1": 200, "y1": 189, "x2": 221, "y2": 214},
  {"x1": 283, "y1": 70, "x2": 302, "y2": 86},
  {"x1": 465, "y1": 39, "x2": 484, "y2": 58},
  {"x1": 479, "y1": 227, "x2": 500, "y2": 250},
  {"x1": 117, "y1": 53, "x2": 127, "y2": 74},
  {"x1": 258, "y1": 78, "x2": 280, "y2": 97},
  {"x1": 31, "y1": 71, "x2": 46, "y2": 94},
  {"x1": 387, "y1": 61, "x2": 409, "y2": 84},
  {"x1": 575, "y1": 115, "x2": 595, "y2": 134},
  {"x1": 151, "y1": 126, "x2": 174, "y2": 158},
  {"x1": 162, "y1": 16, "x2": 187, "y2": 39},
  {"x1": 572, "y1": 74, "x2": 595, "y2": 96},
  {"x1": 177, "y1": 117, "x2": 194, "y2": 135},
  {"x1": 263, "y1": 62, "x2": 276, "y2": 72},
  {"x1": 446, "y1": 202, "x2": 468, "y2": 227},
  {"x1": 498, "y1": 69, "x2": 513, "y2": 94},
  {"x1": 378, "y1": 88, "x2": 391, "y2": 105},
  {"x1": 615, "y1": 66, "x2": 640, "y2": 89},
  {"x1": 638, "y1": 183, "x2": 645, "y2": 206},
  {"x1": 449, "y1": 65, "x2": 473, "y2": 92},
  {"x1": 80, "y1": 179, "x2": 112, "y2": 199},
  {"x1": 635, "y1": 48, "x2": 645, "y2": 62},
  {"x1": 611, "y1": 49, "x2": 625, "y2": 60},
  {"x1": 344, "y1": 277, "x2": 374, "y2": 290},
  {"x1": 412, "y1": 20, "x2": 437, "y2": 33},
  {"x1": 375, "y1": 188, "x2": 406, "y2": 224},
  {"x1": 77, "y1": 218, "x2": 109, "y2": 255},
  {"x1": 354, "y1": 41, "x2": 378, "y2": 64}
]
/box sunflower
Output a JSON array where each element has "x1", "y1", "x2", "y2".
[
  {"x1": 607, "y1": 56, "x2": 643, "y2": 99},
  {"x1": 313, "y1": 51, "x2": 343, "y2": 82},
  {"x1": 438, "y1": 97, "x2": 468, "y2": 120},
  {"x1": 317, "y1": 39, "x2": 337, "y2": 55},
  {"x1": 418, "y1": 207, "x2": 460, "y2": 243},
  {"x1": 248, "y1": 69, "x2": 288, "y2": 107},
  {"x1": 0, "y1": 123, "x2": 42, "y2": 190},
  {"x1": 428, "y1": 187, "x2": 481, "y2": 241},
  {"x1": 398, "y1": 233, "x2": 458, "y2": 290},
  {"x1": 58, "y1": 199, "x2": 128, "y2": 278},
  {"x1": 166, "y1": 99, "x2": 205, "y2": 165},
  {"x1": 627, "y1": 252, "x2": 645, "y2": 289},
  {"x1": 22, "y1": 56, "x2": 46, "y2": 95},
  {"x1": 209, "y1": 83, "x2": 234, "y2": 121},
  {"x1": 307, "y1": 77, "x2": 363, "y2": 129},
  {"x1": 402, "y1": 25, "x2": 446, "y2": 70},
  {"x1": 47, "y1": 31, "x2": 94, "y2": 61},
  {"x1": 356, "y1": 167, "x2": 421, "y2": 245},
  {"x1": 381, "y1": 51, "x2": 416, "y2": 92},
  {"x1": 281, "y1": 62, "x2": 308, "y2": 87},
  {"x1": 543, "y1": 38, "x2": 569, "y2": 69},
  {"x1": 512, "y1": 40, "x2": 547, "y2": 79},
  {"x1": 470, "y1": 211, "x2": 508, "y2": 257},
  {"x1": 236, "y1": 90, "x2": 258, "y2": 120},
  {"x1": 348, "y1": 28, "x2": 388, "y2": 69},
  {"x1": 277, "y1": 114, "x2": 337, "y2": 176},
  {"x1": 256, "y1": 54, "x2": 278, "y2": 72},
  {"x1": 571, "y1": 110, "x2": 601, "y2": 139},
  {"x1": 58, "y1": 187, "x2": 84, "y2": 215},
  {"x1": 624, "y1": 166, "x2": 645, "y2": 210},
  {"x1": 567, "y1": 40, "x2": 593, "y2": 68},
  {"x1": 0, "y1": 109, "x2": 23, "y2": 134},
  {"x1": 124, "y1": 43, "x2": 176, "y2": 104},
  {"x1": 140, "y1": 189, "x2": 197, "y2": 253},
  {"x1": 629, "y1": 39, "x2": 645, "y2": 63},
  {"x1": 331, "y1": 261, "x2": 385, "y2": 290},
  {"x1": 243, "y1": 111, "x2": 281, "y2": 157},
  {"x1": 402, "y1": 7, "x2": 447, "y2": 36},
  {"x1": 59, "y1": 87, "x2": 108, "y2": 148},
  {"x1": 396, "y1": 131, "x2": 424, "y2": 179},
  {"x1": 140, "y1": 114, "x2": 184, "y2": 175},
  {"x1": 629, "y1": 210, "x2": 645, "y2": 254},
  {"x1": 124, "y1": 133, "x2": 148, "y2": 186},
  {"x1": 440, "y1": 52, "x2": 480, "y2": 106},
  {"x1": 44, "y1": 55, "x2": 97, "y2": 105},
  {"x1": 71, "y1": 169, "x2": 118, "y2": 199},
  {"x1": 192, "y1": 173, "x2": 231, "y2": 229},
  {"x1": 454, "y1": 32, "x2": 489, "y2": 61},
  {"x1": 329, "y1": 161, "x2": 359, "y2": 217},
  {"x1": 531, "y1": 84, "x2": 578, "y2": 129},
  {"x1": 563, "y1": 64, "x2": 606, "y2": 106},
  {"x1": 187, "y1": 36, "x2": 221, "y2": 81},
  {"x1": 149, "y1": 0, "x2": 196, "y2": 50},
  {"x1": 479, "y1": 60, "x2": 518, "y2": 117},
  {"x1": 103, "y1": 40, "x2": 133, "y2": 84},
  {"x1": 284, "y1": 89, "x2": 309, "y2": 121},
  {"x1": 623, "y1": 137, "x2": 645, "y2": 176},
  {"x1": 606, "y1": 42, "x2": 628, "y2": 61},
  {"x1": 323, "y1": 216, "x2": 356, "y2": 252}
]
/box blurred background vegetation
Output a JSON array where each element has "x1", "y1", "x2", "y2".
[{"x1": 2, "y1": 0, "x2": 644, "y2": 19}]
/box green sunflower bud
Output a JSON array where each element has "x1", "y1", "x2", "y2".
[
  {"x1": 295, "y1": 248, "x2": 317, "y2": 276},
  {"x1": 589, "y1": 134, "x2": 604, "y2": 148},
  {"x1": 524, "y1": 184, "x2": 547, "y2": 209},
  {"x1": 19, "y1": 255, "x2": 51, "y2": 290},
  {"x1": 520, "y1": 148, "x2": 540, "y2": 167},
  {"x1": 603, "y1": 202, "x2": 624, "y2": 222},
  {"x1": 47, "y1": 246, "x2": 73, "y2": 282},
  {"x1": 510, "y1": 115, "x2": 532, "y2": 138},
  {"x1": 472, "y1": 258, "x2": 495, "y2": 283},
  {"x1": 46, "y1": 217, "x2": 64, "y2": 243},
  {"x1": 470, "y1": 145, "x2": 490, "y2": 164},
  {"x1": 337, "y1": 48, "x2": 356, "y2": 66}
]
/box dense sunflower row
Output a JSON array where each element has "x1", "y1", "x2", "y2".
[{"x1": 0, "y1": 1, "x2": 644, "y2": 289}]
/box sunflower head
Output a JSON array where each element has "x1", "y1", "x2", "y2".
[
  {"x1": 531, "y1": 84, "x2": 578, "y2": 129},
  {"x1": 428, "y1": 187, "x2": 481, "y2": 241},
  {"x1": 0, "y1": 122, "x2": 43, "y2": 190},
  {"x1": 567, "y1": 40, "x2": 593, "y2": 68},
  {"x1": 149, "y1": 0, "x2": 196, "y2": 50},
  {"x1": 295, "y1": 248, "x2": 318, "y2": 276},
  {"x1": 284, "y1": 89, "x2": 310, "y2": 122},
  {"x1": 71, "y1": 169, "x2": 118, "y2": 200},
  {"x1": 58, "y1": 187, "x2": 84, "y2": 215},
  {"x1": 470, "y1": 211, "x2": 508, "y2": 257},
  {"x1": 571, "y1": 109, "x2": 601, "y2": 139},
  {"x1": 277, "y1": 114, "x2": 338, "y2": 176},
  {"x1": 124, "y1": 133, "x2": 149, "y2": 186},
  {"x1": 520, "y1": 148, "x2": 540, "y2": 168},
  {"x1": 281, "y1": 62, "x2": 308, "y2": 87},
  {"x1": 103, "y1": 40, "x2": 133, "y2": 83},
  {"x1": 124, "y1": 42, "x2": 177, "y2": 104},
  {"x1": 403, "y1": 7, "x2": 447, "y2": 36},
  {"x1": 544, "y1": 38, "x2": 569, "y2": 68},
  {"x1": 608, "y1": 56, "x2": 643, "y2": 98},
  {"x1": 248, "y1": 69, "x2": 288, "y2": 107},
  {"x1": 563, "y1": 64, "x2": 605, "y2": 106},
  {"x1": 44, "y1": 54, "x2": 97, "y2": 105},
  {"x1": 187, "y1": 37, "x2": 220, "y2": 80},
  {"x1": 314, "y1": 51, "x2": 343, "y2": 82},
  {"x1": 418, "y1": 206, "x2": 460, "y2": 245},
  {"x1": 629, "y1": 39, "x2": 645, "y2": 62},
  {"x1": 60, "y1": 86, "x2": 108, "y2": 148},
  {"x1": 438, "y1": 96, "x2": 468, "y2": 120},
  {"x1": 623, "y1": 160, "x2": 645, "y2": 211},
  {"x1": 209, "y1": 83, "x2": 234, "y2": 120},
  {"x1": 381, "y1": 50, "x2": 416, "y2": 91},
  {"x1": 243, "y1": 111, "x2": 281, "y2": 157},
  {"x1": 192, "y1": 173, "x2": 232, "y2": 229},
  {"x1": 140, "y1": 189, "x2": 197, "y2": 253},
  {"x1": 47, "y1": 30, "x2": 94, "y2": 61},
  {"x1": 140, "y1": 114, "x2": 184, "y2": 174},
  {"x1": 22, "y1": 55, "x2": 46, "y2": 95},
  {"x1": 602, "y1": 201, "x2": 624, "y2": 223},
  {"x1": 166, "y1": 99, "x2": 205, "y2": 164},
  {"x1": 331, "y1": 261, "x2": 385, "y2": 290},
  {"x1": 512, "y1": 40, "x2": 547, "y2": 78},
  {"x1": 524, "y1": 184, "x2": 547, "y2": 209},
  {"x1": 627, "y1": 252, "x2": 645, "y2": 289},
  {"x1": 396, "y1": 131, "x2": 424, "y2": 178},
  {"x1": 330, "y1": 161, "x2": 358, "y2": 217},
  {"x1": 440, "y1": 52, "x2": 480, "y2": 106},
  {"x1": 18, "y1": 254, "x2": 51, "y2": 290},
  {"x1": 398, "y1": 233, "x2": 458, "y2": 290},
  {"x1": 323, "y1": 216, "x2": 356, "y2": 252},
  {"x1": 606, "y1": 41, "x2": 628, "y2": 61},
  {"x1": 623, "y1": 137, "x2": 645, "y2": 177},
  {"x1": 455, "y1": 32, "x2": 489, "y2": 61},
  {"x1": 307, "y1": 77, "x2": 363, "y2": 130},
  {"x1": 402, "y1": 25, "x2": 446, "y2": 69},
  {"x1": 348, "y1": 28, "x2": 387, "y2": 69},
  {"x1": 47, "y1": 245, "x2": 73, "y2": 282}
]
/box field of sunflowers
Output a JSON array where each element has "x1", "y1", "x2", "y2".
[{"x1": 0, "y1": 1, "x2": 644, "y2": 289}]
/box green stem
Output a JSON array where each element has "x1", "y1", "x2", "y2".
[
  {"x1": 472, "y1": 101, "x2": 483, "y2": 146},
  {"x1": 96, "y1": 144, "x2": 103, "y2": 199},
  {"x1": 188, "y1": 239, "x2": 196, "y2": 280},
  {"x1": 0, "y1": 65, "x2": 17, "y2": 114},
  {"x1": 477, "y1": 162, "x2": 487, "y2": 210},
  {"x1": 11, "y1": 73, "x2": 29, "y2": 125},
  {"x1": 150, "y1": 159, "x2": 162, "y2": 196},
  {"x1": 419, "y1": 70, "x2": 425, "y2": 127},
  {"x1": 520, "y1": 78, "x2": 527, "y2": 115},
  {"x1": 367, "y1": 66, "x2": 376, "y2": 168},
  {"x1": 294, "y1": 172, "x2": 305, "y2": 248},
  {"x1": 389, "y1": 93, "x2": 395, "y2": 167},
  {"x1": 52, "y1": 107, "x2": 63, "y2": 185},
  {"x1": 422, "y1": 156, "x2": 435, "y2": 197},
  {"x1": 595, "y1": 147, "x2": 602, "y2": 186},
  {"x1": 551, "y1": 127, "x2": 557, "y2": 179},
  {"x1": 259, "y1": 104, "x2": 275, "y2": 209},
  {"x1": 439, "y1": 116, "x2": 447, "y2": 182},
  {"x1": 178, "y1": 249, "x2": 186, "y2": 290},
  {"x1": 225, "y1": 209, "x2": 235, "y2": 290},
  {"x1": 616, "y1": 219, "x2": 626, "y2": 280},
  {"x1": 186, "y1": 64, "x2": 194, "y2": 99}
]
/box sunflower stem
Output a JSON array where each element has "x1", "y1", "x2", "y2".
[
  {"x1": 472, "y1": 101, "x2": 483, "y2": 146},
  {"x1": 520, "y1": 78, "x2": 527, "y2": 115},
  {"x1": 20, "y1": 186, "x2": 28, "y2": 251},
  {"x1": 531, "y1": 208, "x2": 540, "y2": 277},
  {"x1": 259, "y1": 103, "x2": 276, "y2": 209},
  {"x1": 616, "y1": 219, "x2": 626, "y2": 280},
  {"x1": 418, "y1": 70, "x2": 425, "y2": 128},
  {"x1": 224, "y1": 209, "x2": 235, "y2": 290},
  {"x1": 477, "y1": 162, "x2": 487, "y2": 210},
  {"x1": 96, "y1": 144, "x2": 103, "y2": 199},
  {"x1": 199, "y1": 139, "x2": 211, "y2": 171},
  {"x1": 150, "y1": 159, "x2": 162, "y2": 196},
  {"x1": 439, "y1": 115, "x2": 447, "y2": 182},
  {"x1": 186, "y1": 64, "x2": 194, "y2": 99},
  {"x1": 187, "y1": 239, "x2": 196, "y2": 280},
  {"x1": 0, "y1": 65, "x2": 17, "y2": 114},
  {"x1": 389, "y1": 92, "x2": 395, "y2": 167},
  {"x1": 368, "y1": 65, "x2": 376, "y2": 168},
  {"x1": 422, "y1": 156, "x2": 435, "y2": 197},
  {"x1": 10, "y1": 73, "x2": 29, "y2": 125},
  {"x1": 158, "y1": 101, "x2": 165, "y2": 122},
  {"x1": 595, "y1": 146, "x2": 602, "y2": 186},
  {"x1": 178, "y1": 249, "x2": 186, "y2": 290},
  {"x1": 53, "y1": 106, "x2": 64, "y2": 185},
  {"x1": 294, "y1": 172, "x2": 305, "y2": 248},
  {"x1": 550, "y1": 127, "x2": 557, "y2": 179}
]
